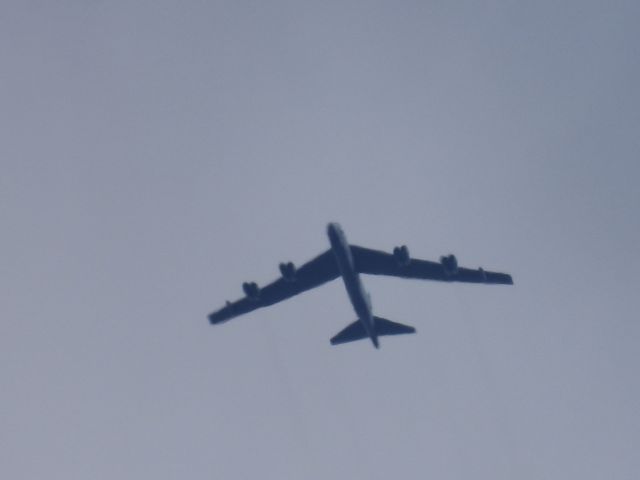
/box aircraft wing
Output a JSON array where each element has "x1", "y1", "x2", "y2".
[
  {"x1": 350, "y1": 245, "x2": 513, "y2": 285},
  {"x1": 208, "y1": 250, "x2": 340, "y2": 324}
]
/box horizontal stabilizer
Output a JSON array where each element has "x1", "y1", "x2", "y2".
[
  {"x1": 330, "y1": 317, "x2": 416, "y2": 346},
  {"x1": 373, "y1": 316, "x2": 416, "y2": 336},
  {"x1": 330, "y1": 320, "x2": 368, "y2": 345}
]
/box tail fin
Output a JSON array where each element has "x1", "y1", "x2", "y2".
[
  {"x1": 330, "y1": 317, "x2": 416, "y2": 346},
  {"x1": 330, "y1": 320, "x2": 367, "y2": 345},
  {"x1": 373, "y1": 316, "x2": 416, "y2": 336}
]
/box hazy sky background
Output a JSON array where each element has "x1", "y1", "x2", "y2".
[{"x1": 2, "y1": 1, "x2": 639, "y2": 479}]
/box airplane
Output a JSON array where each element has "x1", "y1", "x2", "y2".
[{"x1": 208, "y1": 223, "x2": 513, "y2": 348}]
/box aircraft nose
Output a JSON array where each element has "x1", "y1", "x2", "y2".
[{"x1": 327, "y1": 222, "x2": 343, "y2": 235}]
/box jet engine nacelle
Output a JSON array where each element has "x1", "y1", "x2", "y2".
[
  {"x1": 393, "y1": 245, "x2": 410, "y2": 267},
  {"x1": 440, "y1": 254, "x2": 458, "y2": 276},
  {"x1": 279, "y1": 262, "x2": 297, "y2": 282},
  {"x1": 242, "y1": 281, "x2": 260, "y2": 300}
]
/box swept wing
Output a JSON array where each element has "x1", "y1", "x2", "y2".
[
  {"x1": 350, "y1": 245, "x2": 513, "y2": 285},
  {"x1": 208, "y1": 250, "x2": 340, "y2": 324}
]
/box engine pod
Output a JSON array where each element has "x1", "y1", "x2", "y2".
[
  {"x1": 242, "y1": 281, "x2": 260, "y2": 300},
  {"x1": 440, "y1": 254, "x2": 459, "y2": 276},
  {"x1": 279, "y1": 262, "x2": 297, "y2": 282},
  {"x1": 393, "y1": 245, "x2": 410, "y2": 267}
]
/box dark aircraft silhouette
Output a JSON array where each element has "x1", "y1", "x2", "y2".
[{"x1": 208, "y1": 223, "x2": 513, "y2": 348}]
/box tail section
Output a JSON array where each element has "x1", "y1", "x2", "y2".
[
  {"x1": 373, "y1": 316, "x2": 416, "y2": 336},
  {"x1": 330, "y1": 320, "x2": 368, "y2": 345},
  {"x1": 330, "y1": 317, "x2": 416, "y2": 346}
]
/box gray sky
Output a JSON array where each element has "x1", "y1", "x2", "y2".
[{"x1": 2, "y1": 1, "x2": 639, "y2": 479}]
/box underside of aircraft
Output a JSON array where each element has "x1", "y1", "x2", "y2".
[{"x1": 208, "y1": 223, "x2": 513, "y2": 348}]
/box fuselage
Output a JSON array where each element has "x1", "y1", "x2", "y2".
[{"x1": 327, "y1": 223, "x2": 378, "y2": 348}]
